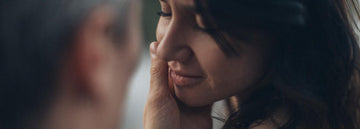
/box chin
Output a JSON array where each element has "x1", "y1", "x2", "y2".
[{"x1": 174, "y1": 85, "x2": 217, "y2": 107}]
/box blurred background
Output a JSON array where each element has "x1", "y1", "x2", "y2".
[
  {"x1": 121, "y1": 0, "x2": 158, "y2": 128},
  {"x1": 121, "y1": 0, "x2": 226, "y2": 129}
]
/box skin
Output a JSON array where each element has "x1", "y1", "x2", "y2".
[
  {"x1": 156, "y1": 0, "x2": 272, "y2": 107},
  {"x1": 144, "y1": 0, "x2": 274, "y2": 128},
  {"x1": 43, "y1": 2, "x2": 141, "y2": 129}
]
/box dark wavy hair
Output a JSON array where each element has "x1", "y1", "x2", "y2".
[
  {"x1": 0, "y1": 0, "x2": 129, "y2": 128},
  {"x1": 194, "y1": 0, "x2": 360, "y2": 128}
]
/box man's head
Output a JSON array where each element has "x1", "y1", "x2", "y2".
[{"x1": 0, "y1": 0, "x2": 140, "y2": 128}]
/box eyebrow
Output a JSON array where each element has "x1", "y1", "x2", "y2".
[
  {"x1": 159, "y1": 0, "x2": 200, "y2": 14},
  {"x1": 184, "y1": 5, "x2": 200, "y2": 14}
]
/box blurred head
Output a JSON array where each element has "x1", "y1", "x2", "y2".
[
  {"x1": 157, "y1": 0, "x2": 360, "y2": 128},
  {"x1": 0, "y1": 0, "x2": 141, "y2": 129}
]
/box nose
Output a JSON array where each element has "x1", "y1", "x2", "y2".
[{"x1": 156, "y1": 21, "x2": 193, "y2": 63}]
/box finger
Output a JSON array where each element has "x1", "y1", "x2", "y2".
[
  {"x1": 149, "y1": 42, "x2": 169, "y2": 93},
  {"x1": 168, "y1": 69, "x2": 175, "y2": 95}
]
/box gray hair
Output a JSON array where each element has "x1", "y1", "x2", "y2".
[{"x1": 0, "y1": 0, "x2": 129, "y2": 128}]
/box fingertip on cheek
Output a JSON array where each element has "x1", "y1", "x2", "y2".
[{"x1": 150, "y1": 42, "x2": 159, "y2": 58}]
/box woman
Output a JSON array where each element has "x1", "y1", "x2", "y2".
[
  {"x1": 144, "y1": 0, "x2": 360, "y2": 128},
  {"x1": 0, "y1": 0, "x2": 140, "y2": 129}
]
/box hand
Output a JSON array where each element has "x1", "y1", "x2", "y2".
[{"x1": 144, "y1": 42, "x2": 213, "y2": 129}]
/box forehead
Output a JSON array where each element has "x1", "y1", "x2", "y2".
[
  {"x1": 163, "y1": 0, "x2": 195, "y2": 6},
  {"x1": 178, "y1": 0, "x2": 194, "y2": 5}
]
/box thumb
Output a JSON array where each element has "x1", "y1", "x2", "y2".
[
  {"x1": 149, "y1": 42, "x2": 170, "y2": 95},
  {"x1": 145, "y1": 42, "x2": 181, "y2": 129}
]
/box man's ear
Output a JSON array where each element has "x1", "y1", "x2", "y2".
[{"x1": 67, "y1": 6, "x2": 115, "y2": 100}]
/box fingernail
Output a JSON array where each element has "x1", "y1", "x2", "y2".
[{"x1": 150, "y1": 42, "x2": 158, "y2": 58}]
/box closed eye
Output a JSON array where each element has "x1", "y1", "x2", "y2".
[{"x1": 157, "y1": 11, "x2": 172, "y2": 17}]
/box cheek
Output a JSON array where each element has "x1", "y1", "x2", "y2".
[
  {"x1": 123, "y1": 7, "x2": 142, "y2": 77},
  {"x1": 195, "y1": 40, "x2": 268, "y2": 96},
  {"x1": 111, "y1": 38, "x2": 140, "y2": 98},
  {"x1": 120, "y1": 39, "x2": 140, "y2": 80},
  {"x1": 211, "y1": 58, "x2": 266, "y2": 94},
  {"x1": 110, "y1": 51, "x2": 133, "y2": 101}
]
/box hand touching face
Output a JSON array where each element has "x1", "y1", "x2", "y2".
[{"x1": 156, "y1": 0, "x2": 273, "y2": 107}]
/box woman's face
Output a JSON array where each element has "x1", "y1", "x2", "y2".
[{"x1": 156, "y1": 0, "x2": 274, "y2": 107}]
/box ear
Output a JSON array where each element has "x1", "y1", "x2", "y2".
[{"x1": 68, "y1": 6, "x2": 115, "y2": 101}]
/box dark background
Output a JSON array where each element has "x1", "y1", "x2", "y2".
[{"x1": 142, "y1": 0, "x2": 160, "y2": 45}]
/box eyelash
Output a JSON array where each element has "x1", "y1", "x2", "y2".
[
  {"x1": 157, "y1": 11, "x2": 172, "y2": 17},
  {"x1": 157, "y1": 11, "x2": 209, "y2": 33}
]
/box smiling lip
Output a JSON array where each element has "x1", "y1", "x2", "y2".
[{"x1": 170, "y1": 70, "x2": 204, "y2": 87}]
